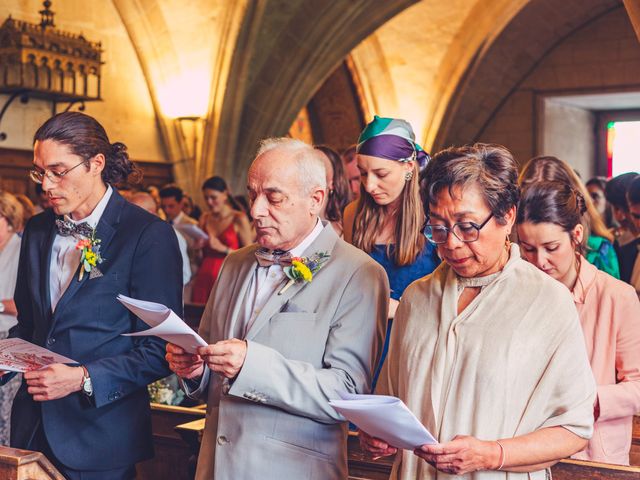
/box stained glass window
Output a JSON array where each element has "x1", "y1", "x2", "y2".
[{"x1": 606, "y1": 121, "x2": 640, "y2": 177}]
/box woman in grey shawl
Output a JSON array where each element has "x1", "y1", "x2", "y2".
[{"x1": 360, "y1": 144, "x2": 596, "y2": 479}]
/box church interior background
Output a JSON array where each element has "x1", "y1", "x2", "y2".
[
  {"x1": 1, "y1": 1, "x2": 640, "y2": 478},
  {"x1": 1, "y1": 0, "x2": 639, "y2": 204}
]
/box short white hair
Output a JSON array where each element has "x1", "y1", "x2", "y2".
[{"x1": 255, "y1": 137, "x2": 327, "y2": 193}]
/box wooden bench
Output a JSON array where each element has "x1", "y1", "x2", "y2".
[
  {"x1": 136, "y1": 403, "x2": 206, "y2": 480},
  {"x1": 631, "y1": 415, "x2": 640, "y2": 466},
  {"x1": 168, "y1": 412, "x2": 640, "y2": 479},
  {"x1": 346, "y1": 431, "x2": 640, "y2": 480},
  {"x1": 0, "y1": 446, "x2": 64, "y2": 480},
  {"x1": 552, "y1": 459, "x2": 640, "y2": 480}
]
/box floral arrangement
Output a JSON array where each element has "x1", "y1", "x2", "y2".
[
  {"x1": 279, "y1": 251, "x2": 330, "y2": 295},
  {"x1": 148, "y1": 376, "x2": 185, "y2": 406},
  {"x1": 75, "y1": 231, "x2": 104, "y2": 280}
]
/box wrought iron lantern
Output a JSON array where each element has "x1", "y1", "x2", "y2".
[{"x1": 0, "y1": 1, "x2": 104, "y2": 140}]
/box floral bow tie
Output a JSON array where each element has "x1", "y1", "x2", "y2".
[
  {"x1": 55, "y1": 216, "x2": 94, "y2": 238},
  {"x1": 254, "y1": 248, "x2": 293, "y2": 267}
]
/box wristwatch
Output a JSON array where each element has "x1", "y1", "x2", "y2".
[
  {"x1": 0, "y1": 302, "x2": 5, "y2": 313},
  {"x1": 80, "y1": 366, "x2": 93, "y2": 397}
]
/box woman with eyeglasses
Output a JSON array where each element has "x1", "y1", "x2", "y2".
[
  {"x1": 343, "y1": 116, "x2": 440, "y2": 387},
  {"x1": 359, "y1": 144, "x2": 596, "y2": 479},
  {"x1": 516, "y1": 180, "x2": 640, "y2": 465}
]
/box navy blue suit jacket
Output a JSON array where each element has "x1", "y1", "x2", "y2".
[{"x1": 9, "y1": 190, "x2": 182, "y2": 470}]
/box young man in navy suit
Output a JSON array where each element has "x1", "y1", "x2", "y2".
[{"x1": 4, "y1": 112, "x2": 183, "y2": 479}]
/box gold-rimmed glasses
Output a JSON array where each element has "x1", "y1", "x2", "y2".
[
  {"x1": 29, "y1": 159, "x2": 88, "y2": 185},
  {"x1": 423, "y1": 213, "x2": 494, "y2": 244}
]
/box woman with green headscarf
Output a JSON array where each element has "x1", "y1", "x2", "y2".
[{"x1": 344, "y1": 116, "x2": 440, "y2": 388}]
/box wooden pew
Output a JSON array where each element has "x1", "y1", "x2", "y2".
[
  {"x1": 172, "y1": 416, "x2": 640, "y2": 479},
  {"x1": 346, "y1": 431, "x2": 640, "y2": 480},
  {"x1": 0, "y1": 446, "x2": 64, "y2": 479},
  {"x1": 631, "y1": 415, "x2": 640, "y2": 466},
  {"x1": 551, "y1": 459, "x2": 640, "y2": 479},
  {"x1": 136, "y1": 403, "x2": 206, "y2": 480}
]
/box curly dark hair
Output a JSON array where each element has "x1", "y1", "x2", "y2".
[{"x1": 34, "y1": 111, "x2": 141, "y2": 185}]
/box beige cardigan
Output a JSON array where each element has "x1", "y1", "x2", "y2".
[{"x1": 379, "y1": 244, "x2": 596, "y2": 479}]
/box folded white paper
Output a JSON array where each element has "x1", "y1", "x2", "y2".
[
  {"x1": 174, "y1": 223, "x2": 209, "y2": 242},
  {"x1": 329, "y1": 392, "x2": 438, "y2": 450},
  {"x1": 0, "y1": 338, "x2": 76, "y2": 372},
  {"x1": 117, "y1": 294, "x2": 208, "y2": 354}
]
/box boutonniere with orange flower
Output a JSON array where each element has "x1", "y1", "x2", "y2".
[
  {"x1": 279, "y1": 251, "x2": 330, "y2": 295},
  {"x1": 75, "y1": 229, "x2": 104, "y2": 280}
]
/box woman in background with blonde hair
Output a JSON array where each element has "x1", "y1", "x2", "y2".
[
  {"x1": 519, "y1": 156, "x2": 620, "y2": 279},
  {"x1": 0, "y1": 191, "x2": 23, "y2": 445},
  {"x1": 344, "y1": 116, "x2": 439, "y2": 387}
]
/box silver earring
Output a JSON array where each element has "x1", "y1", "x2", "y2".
[{"x1": 404, "y1": 170, "x2": 413, "y2": 181}]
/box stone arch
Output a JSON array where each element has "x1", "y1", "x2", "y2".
[
  {"x1": 210, "y1": 0, "x2": 418, "y2": 192},
  {"x1": 434, "y1": 0, "x2": 622, "y2": 151}
]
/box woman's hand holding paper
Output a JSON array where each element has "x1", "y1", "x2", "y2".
[
  {"x1": 359, "y1": 430, "x2": 398, "y2": 460},
  {"x1": 414, "y1": 435, "x2": 501, "y2": 475}
]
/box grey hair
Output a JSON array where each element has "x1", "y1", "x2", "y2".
[
  {"x1": 256, "y1": 137, "x2": 327, "y2": 193},
  {"x1": 422, "y1": 143, "x2": 520, "y2": 225}
]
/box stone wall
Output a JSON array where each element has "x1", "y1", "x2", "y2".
[
  {"x1": 0, "y1": 0, "x2": 165, "y2": 162},
  {"x1": 477, "y1": 7, "x2": 640, "y2": 170}
]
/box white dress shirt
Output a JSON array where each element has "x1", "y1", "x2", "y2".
[
  {"x1": 173, "y1": 227, "x2": 192, "y2": 285},
  {"x1": 49, "y1": 186, "x2": 113, "y2": 311},
  {"x1": 0, "y1": 233, "x2": 21, "y2": 332},
  {"x1": 241, "y1": 219, "x2": 324, "y2": 336}
]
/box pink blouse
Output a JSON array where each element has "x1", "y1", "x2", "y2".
[{"x1": 571, "y1": 257, "x2": 640, "y2": 465}]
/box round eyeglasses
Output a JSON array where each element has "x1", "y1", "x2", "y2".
[
  {"x1": 423, "y1": 213, "x2": 494, "y2": 244},
  {"x1": 29, "y1": 159, "x2": 88, "y2": 185}
]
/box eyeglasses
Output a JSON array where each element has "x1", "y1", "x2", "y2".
[
  {"x1": 29, "y1": 159, "x2": 88, "y2": 184},
  {"x1": 423, "y1": 213, "x2": 494, "y2": 244}
]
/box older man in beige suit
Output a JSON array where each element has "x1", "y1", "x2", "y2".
[{"x1": 167, "y1": 138, "x2": 389, "y2": 479}]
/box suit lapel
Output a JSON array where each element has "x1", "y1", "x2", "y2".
[
  {"x1": 244, "y1": 223, "x2": 339, "y2": 341},
  {"x1": 51, "y1": 191, "x2": 123, "y2": 322}
]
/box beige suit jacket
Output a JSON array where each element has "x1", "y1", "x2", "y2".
[{"x1": 185, "y1": 223, "x2": 389, "y2": 480}]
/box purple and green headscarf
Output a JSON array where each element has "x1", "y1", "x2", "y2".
[{"x1": 356, "y1": 115, "x2": 430, "y2": 169}]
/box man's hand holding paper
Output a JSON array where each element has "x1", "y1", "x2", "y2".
[
  {"x1": 25, "y1": 363, "x2": 85, "y2": 402},
  {"x1": 167, "y1": 339, "x2": 248, "y2": 381},
  {"x1": 197, "y1": 339, "x2": 247, "y2": 379},
  {"x1": 165, "y1": 343, "x2": 204, "y2": 380}
]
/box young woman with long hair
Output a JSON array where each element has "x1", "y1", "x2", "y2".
[
  {"x1": 343, "y1": 116, "x2": 440, "y2": 386},
  {"x1": 517, "y1": 180, "x2": 640, "y2": 465},
  {"x1": 519, "y1": 156, "x2": 620, "y2": 278}
]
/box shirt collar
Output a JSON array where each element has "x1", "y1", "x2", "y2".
[
  {"x1": 173, "y1": 211, "x2": 185, "y2": 224},
  {"x1": 288, "y1": 218, "x2": 324, "y2": 258},
  {"x1": 68, "y1": 185, "x2": 113, "y2": 229}
]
